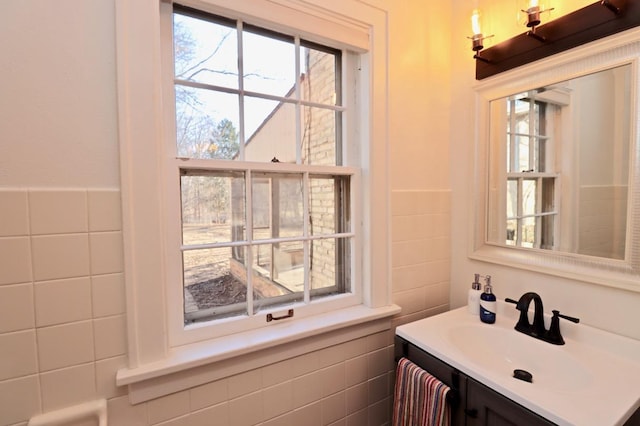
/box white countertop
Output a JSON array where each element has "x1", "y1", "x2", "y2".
[{"x1": 396, "y1": 302, "x2": 640, "y2": 426}]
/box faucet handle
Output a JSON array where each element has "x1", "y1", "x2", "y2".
[
  {"x1": 546, "y1": 310, "x2": 580, "y2": 345},
  {"x1": 554, "y1": 310, "x2": 580, "y2": 324},
  {"x1": 505, "y1": 297, "x2": 528, "y2": 311}
]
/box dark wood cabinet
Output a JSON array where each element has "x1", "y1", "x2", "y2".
[
  {"x1": 395, "y1": 336, "x2": 555, "y2": 426},
  {"x1": 395, "y1": 336, "x2": 640, "y2": 426},
  {"x1": 465, "y1": 378, "x2": 554, "y2": 426}
]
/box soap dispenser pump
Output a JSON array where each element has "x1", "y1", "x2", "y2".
[
  {"x1": 480, "y1": 275, "x2": 497, "y2": 324},
  {"x1": 467, "y1": 273, "x2": 482, "y2": 315}
]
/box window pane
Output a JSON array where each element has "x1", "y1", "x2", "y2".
[
  {"x1": 183, "y1": 246, "x2": 248, "y2": 322},
  {"x1": 301, "y1": 45, "x2": 339, "y2": 106},
  {"x1": 252, "y1": 173, "x2": 304, "y2": 240},
  {"x1": 521, "y1": 216, "x2": 536, "y2": 248},
  {"x1": 252, "y1": 242, "x2": 304, "y2": 311},
  {"x1": 175, "y1": 88, "x2": 240, "y2": 159},
  {"x1": 514, "y1": 99, "x2": 529, "y2": 129},
  {"x1": 174, "y1": 13, "x2": 238, "y2": 89},
  {"x1": 516, "y1": 135, "x2": 530, "y2": 172},
  {"x1": 242, "y1": 29, "x2": 295, "y2": 98},
  {"x1": 541, "y1": 177, "x2": 555, "y2": 213},
  {"x1": 541, "y1": 214, "x2": 554, "y2": 249},
  {"x1": 534, "y1": 102, "x2": 545, "y2": 135},
  {"x1": 310, "y1": 237, "x2": 350, "y2": 299},
  {"x1": 181, "y1": 171, "x2": 246, "y2": 244},
  {"x1": 506, "y1": 219, "x2": 517, "y2": 246},
  {"x1": 309, "y1": 175, "x2": 349, "y2": 235},
  {"x1": 244, "y1": 97, "x2": 296, "y2": 163},
  {"x1": 537, "y1": 137, "x2": 547, "y2": 172},
  {"x1": 506, "y1": 180, "x2": 518, "y2": 219},
  {"x1": 302, "y1": 107, "x2": 339, "y2": 166},
  {"x1": 522, "y1": 179, "x2": 537, "y2": 217}
]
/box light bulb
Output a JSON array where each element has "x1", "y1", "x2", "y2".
[{"x1": 471, "y1": 9, "x2": 482, "y2": 36}]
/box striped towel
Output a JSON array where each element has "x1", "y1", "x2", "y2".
[{"x1": 392, "y1": 357, "x2": 451, "y2": 426}]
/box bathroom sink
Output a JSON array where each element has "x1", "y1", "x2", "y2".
[
  {"x1": 445, "y1": 324, "x2": 592, "y2": 392},
  {"x1": 396, "y1": 302, "x2": 640, "y2": 426}
]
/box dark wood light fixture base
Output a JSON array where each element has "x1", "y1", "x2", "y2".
[{"x1": 475, "y1": 0, "x2": 640, "y2": 80}]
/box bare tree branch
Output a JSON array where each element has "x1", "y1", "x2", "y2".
[{"x1": 177, "y1": 31, "x2": 232, "y2": 79}]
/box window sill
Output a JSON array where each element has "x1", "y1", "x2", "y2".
[{"x1": 116, "y1": 304, "x2": 401, "y2": 403}]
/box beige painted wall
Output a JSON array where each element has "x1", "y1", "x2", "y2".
[{"x1": 388, "y1": 2, "x2": 452, "y2": 190}]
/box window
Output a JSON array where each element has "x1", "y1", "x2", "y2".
[
  {"x1": 503, "y1": 92, "x2": 560, "y2": 249},
  {"x1": 165, "y1": 4, "x2": 363, "y2": 340},
  {"x1": 115, "y1": 0, "x2": 394, "y2": 397},
  {"x1": 171, "y1": 7, "x2": 353, "y2": 327}
]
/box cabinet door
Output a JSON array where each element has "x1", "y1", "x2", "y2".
[{"x1": 466, "y1": 379, "x2": 556, "y2": 426}]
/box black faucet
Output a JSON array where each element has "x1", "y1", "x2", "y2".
[{"x1": 505, "y1": 293, "x2": 580, "y2": 345}]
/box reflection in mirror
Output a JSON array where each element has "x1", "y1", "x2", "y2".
[{"x1": 487, "y1": 65, "x2": 631, "y2": 260}]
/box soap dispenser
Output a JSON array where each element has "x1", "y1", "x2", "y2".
[
  {"x1": 479, "y1": 275, "x2": 497, "y2": 324},
  {"x1": 467, "y1": 273, "x2": 482, "y2": 315}
]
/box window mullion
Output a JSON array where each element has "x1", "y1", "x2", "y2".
[
  {"x1": 536, "y1": 176, "x2": 542, "y2": 248},
  {"x1": 303, "y1": 172, "x2": 310, "y2": 303},
  {"x1": 246, "y1": 169, "x2": 254, "y2": 316},
  {"x1": 237, "y1": 20, "x2": 245, "y2": 161},
  {"x1": 517, "y1": 177, "x2": 523, "y2": 247},
  {"x1": 295, "y1": 36, "x2": 302, "y2": 165},
  {"x1": 509, "y1": 99, "x2": 517, "y2": 173},
  {"x1": 529, "y1": 98, "x2": 535, "y2": 170}
]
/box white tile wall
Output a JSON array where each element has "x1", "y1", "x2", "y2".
[
  {"x1": 0, "y1": 188, "x2": 451, "y2": 426},
  {"x1": 40, "y1": 363, "x2": 96, "y2": 412},
  {"x1": 89, "y1": 232, "x2": 124, "y2": 275},
  {"x1": 91, "y1": 273, "x2": 125, "y2": 318},
  {"x1": 37, "y1": 321, "x2": 95, "y2": 371},
  {"x1": 189, "y1": 379, "x2": 228, "y2": 411},
  {"x1": 147, "y1": 391, "x2": 190, "y2": 424},
  {"x1": 93, "y1": 315, "x2": 127, "y2": 360},
  {"x1": 31, "y1": 234, "x2": 91, "y2": 281},
  {"x1": 0, "y1": 330, "x2": 38, "y2": 380},
  {"x1": 262, "y1": 381, "x2": 293, "y2": 420},
  {"x1": 0, "y1": 283, "x2": 34, "y2": 333},
  {"x1": 0, "y1": 190, "x2": 29, "y2": 236},
  {"x1": 0, "y1": 189, "x2": 126, "y2": 426},
  {"x1": 0, "y1": 375, "x2": 40, "y2": 425},
  {"x1": 88, "y1": 190, "x2": 122, "y2": 232},
  {"x1": 34, "y1": 278, "x2": 92, "y2": 327},
  {"x1": 29, "y1": 190, "x2": 88, "y2": 235},
  {"x1": 0, "y1": 237, "x2": 32, "y2": 285},
  {"x1": 391, "y1": 190, "x2": 452, "y2": 327}
]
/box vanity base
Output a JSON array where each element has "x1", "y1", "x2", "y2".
[{"x1": 395, "y1": 336, "x2": 640, "y2": 426}]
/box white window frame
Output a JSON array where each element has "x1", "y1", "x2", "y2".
[
  {"x1": 164, "y1": 8, "x2": 361, "y2": 344},
  {"x1": 115, "y1": 0, "x2": 397, "y2": 403}
]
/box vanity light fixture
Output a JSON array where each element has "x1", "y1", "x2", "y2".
[
  {"x1": 469, "y1": 9, "x2": 494, "y2": 62},
  {"x1": 474, "y1": 0, "x2": 640, "y2": 80}
]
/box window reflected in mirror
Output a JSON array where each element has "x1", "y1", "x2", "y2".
[{"x1": 488, "y1": 64, "x2": 631, "y2": 260}]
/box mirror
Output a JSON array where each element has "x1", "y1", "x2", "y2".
[
  {"x1": 487, "y1": 65, "x2": 631, "y2": 260},
  {"x1": 471, "y1": 30, "x2": 640, "y2": 292}
]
